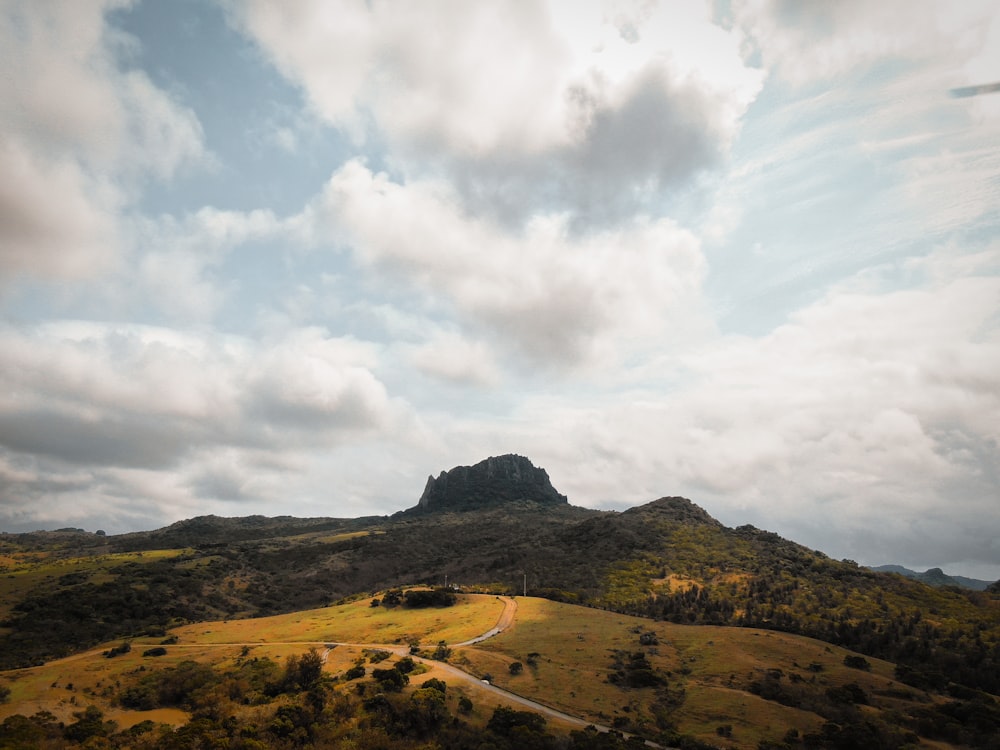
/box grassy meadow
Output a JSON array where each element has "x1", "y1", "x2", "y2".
[
  {"x1": 0, "y1": 591, "x2": 977, "y2": 748},
  {"x1": 166, "y1": 592, "x2": 505, "y2": 646},
  {"x1": 0, "y1": 593, "x2": 506, "y2": 727},
  {"x1": 458, "y1": 597, "x2": 936, "y2": 749}
]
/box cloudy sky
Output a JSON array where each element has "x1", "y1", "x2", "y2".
[{"x1": 1, "y1": 1, "x2": 998, "y2": 578}]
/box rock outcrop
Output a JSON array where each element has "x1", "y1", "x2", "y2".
[{"x1": 413, "y1": 454, "x2": 568, "y2": 513}]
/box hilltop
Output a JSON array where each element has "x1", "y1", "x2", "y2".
[{"x1": 409, "y1": 454, "x2": 569, "y2": 514}]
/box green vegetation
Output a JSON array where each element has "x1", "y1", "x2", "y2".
[
  {"x1": 0, "y1": 646, "x2": 653, "y2": 750},
  {"x1": 1, "y1": 499, "x2": 998, "y2": 748}
]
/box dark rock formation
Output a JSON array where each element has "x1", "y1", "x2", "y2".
[{"x1": 413, "y1": 454, "x2": 568, "y2": 513}]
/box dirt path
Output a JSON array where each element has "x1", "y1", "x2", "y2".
[
  {"x1": 450, "y1": 595, "x2": 517, "y2": 647},
  {"x1": 38, "y1": 595, "x2": 666, "y2": 747}
]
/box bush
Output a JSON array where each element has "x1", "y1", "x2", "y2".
[
  {"x1": 487, "y1": 705, "x2": 546, "y2": 736},
  {"x1": 403, "y1": 588, "x2": 457, "y2": 608},
  {"x1": 421, "y1": 677, "x2": 447, "y2": 694},
  {"x1": 826, "y1": 682, "x2": 868, "y2": 705},
  {"x1": 142, "y1": 647, "x2": 167, "y2": 657},
  {"x1": 104, "y1": 641, "x2": 131, "y2": 658},
  {"x1": 843, "y1": 654, "x2": 871, "y2": 671},
  {"x1": 372, "y1": 667, "x2": 408, "y2": 692},
  {"x1": 344, "y1": 664, "x2": 366, "y2": 681},
  {"x1": 394, "y1": 656, "x2": 416, "y2": 674}
]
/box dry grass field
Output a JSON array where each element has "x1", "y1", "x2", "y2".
[
  {"x1": 166, "y1": 592, "x2": 505, "y2": 646},
  {"x1": 0, "y1": 591, "x2": 966, "y2": 748},
  {"x1": 457, "y1": 597, "x2": 928, "y2": 749},
  {"x1": 0, "y1": 593, "x2": 507, "y2": 728}
]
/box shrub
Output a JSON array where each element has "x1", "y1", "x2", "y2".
[
  {"x1": 843, "y1": 654, "x2": 871, "y2": 671},
  {"x1": 104, "y1": 641, "x2": 131, "y2": 658},
  {"x1": 403, "y1": 588, "x2": 457, "y2": 608},
  {"x1": 394, "y1": 656, "x2": 416, "y2": 674},
  {"x1": 372, "y1": 667, "x2": 408, "y2": 692},
  {"x1": 344, "y1": 664, "x2": 366, "y2": 681},
  {"x1": 420, "y1": 677, "x2": 447, "y2": 694}
]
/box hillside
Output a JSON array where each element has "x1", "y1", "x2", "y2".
[
  {"x1": 1, "y1": 456, "x2": 998, "y2": 743},
  {"x1": 2, "y1": 594, "x2": 997, "y2": 749}
]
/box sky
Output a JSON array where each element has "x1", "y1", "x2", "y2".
[{"x1": 1, "y1": 1, "x2": 999, "y2": 579}]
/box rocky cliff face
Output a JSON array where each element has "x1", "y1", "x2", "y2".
[{"x1": 414, "y1": 454, "x2": 568, "y2": 513}]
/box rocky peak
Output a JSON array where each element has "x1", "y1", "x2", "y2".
[{"x1": 413, "y1": 454, "x2": 568, "y2": 513}]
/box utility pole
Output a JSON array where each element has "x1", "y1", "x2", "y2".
[{"x1": 523, "y1": 572, "x2": 527, "y2": 597}]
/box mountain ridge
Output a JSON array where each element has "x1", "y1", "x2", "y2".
[{"x1": 868, "y1": 564, "x2": 992, "y2": 591}]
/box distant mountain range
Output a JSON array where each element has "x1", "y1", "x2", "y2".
[{"x1": 868, "y1": 564, "x2": 993, "y2": 591}]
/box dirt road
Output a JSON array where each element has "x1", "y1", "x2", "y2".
[{"x1": 50, "y1": 595, "x2": 665, "y2": 747}]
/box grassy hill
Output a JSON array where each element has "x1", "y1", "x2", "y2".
[
  {"x1": 2, "y1": 594, "x2": 997, "y2": 749},
  {"x1": 1, "y1": 493, "x2": 999, "y2": 747}
]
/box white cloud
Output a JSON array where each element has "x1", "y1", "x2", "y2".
[
  {"x1": 502, "y1": 247, "x2": 1000, "y2": 570},
  {"x1": 408, "y1": 332, "x2": 502, "y2": 387},
  {"x1": 0, "y1": 321, "x2": 404, "y2": 531},
  {"x1": 231, "y1": 0, "x2": 762, "y2": 224},
  {"x1": 0, "y1": 0, "x2": 205, "y2": 282},
  {"x1": 733, "y1": 0, "x2": 995, "y2": 86},
  {"x1": 0, "y1": 138, "x2": 119, "y2": 279},
  {"x1": 0, "y1": 317, "x2": 423, "y2": 530},
  {"x1": 312, "y1": 160, "x2": 709, "y2": 369},
  {"x1": 130, "y1": 206, "x2": 282, "y2": 321}
]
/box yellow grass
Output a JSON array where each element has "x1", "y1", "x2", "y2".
[
  {"x1": 459, "y1": 597, "x2": 917, "y2": 749},
  {"x1": 0, "y1": 592, "x2": 955, "y2": 748},
  {"x1": 0, "y1": 595, "x2": 507, "y2": 731},
  {"x1": 164, "y1": 593, "x2": 505, "y2": 647}
]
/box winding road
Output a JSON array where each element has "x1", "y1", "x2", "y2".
[
  {"x1": 327, "y1": 595, "x2": 665, "y2": 748},
  {"x1": 125, "y1": 595, "x2": 666, "y2": 747}
]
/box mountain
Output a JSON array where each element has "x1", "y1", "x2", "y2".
[
  {"x1": 1, "y1": 456, "x2": 999, "y2": 701},
  {"x1": 409, "y1": 454, "x2": 568, "y2": 513},
  {"x1": 869, "y1": 564, "x2": 993, "y2": 591}
]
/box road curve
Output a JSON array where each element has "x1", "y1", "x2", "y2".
[
  {"x1": 450, "y1": 595, "x2": 517, "y2": 647},
  {"x1": 73, "y1": 595, "x2": 667, "y2": 747}
]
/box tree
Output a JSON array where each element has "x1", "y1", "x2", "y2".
[
  {"x1": 344, "y1": 664, "x2": 365, "y2": 680},
  {"x1": 372, "y1": 667, "x2": 408, "y2": 692},
  {"x1": 64, "y1": 705, "x2": 115, "y2": 744},
  {"x1": 487, "y1": 705, "x2": 546, "y2": 735},
  {"x1": 298, "y1": 648, "x2": 324, "y2": 688},
  {"x1": 509, "y1": 661, "x2": 524, "y2": 675},
  {"x1": 394, "y1": 656, "x2": 416, "y2": 674},
  {"x1": 421, "y1": 677, "x2": 447, "y2": 694}
]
